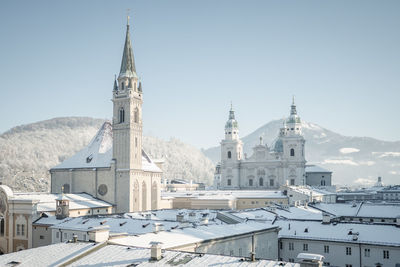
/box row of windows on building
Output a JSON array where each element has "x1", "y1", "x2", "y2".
[
  {"x1": 55, "y1": 231, "x2": 86, "y2": 241},
  {"x1": 227, "y1": 148, "x2": 296, "y2": 159},
  {"x1": 281, "y1": 242, "x2": 390, "y2": 259},
  {"x1": 226, "y1": 178, "x2": 295, "y2": 186},
  {"x1": 16, "y1": 224, "x2": 25, "y2": 236}
]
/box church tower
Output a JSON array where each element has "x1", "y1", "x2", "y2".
[
  {"x1": 220, "y1": 105, "x2": 243, "y2": 188},
  {"x1": 281, "y1": 97, "x2": 306, "y2": 186},
  {"x1": 112, "y1": 17, "x2": 143, "y2": 212}
]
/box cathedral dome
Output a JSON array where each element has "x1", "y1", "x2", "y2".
[
  {"x1": 287, "y1": 114, "x2": 301, "y2": 124},
  {"x1": 272, "y1": 138, "x2": 283, "y2": 153},
  {"x1": 225, "y1": 107, "x2": 239, "y2": 130},
  {"x1": 225, "y1": 118, "x2": 238, "y2": 129}
]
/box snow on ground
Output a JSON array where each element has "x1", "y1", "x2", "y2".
[{"x1": 339, "y1": 148, "x2": 360, "y2": 154}]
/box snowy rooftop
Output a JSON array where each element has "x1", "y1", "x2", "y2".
[
  {"x1": 311, "y1": 202, "x2": 400, "y2": 218},
  {"x1": 35, "y1": 209, "x2": 223, "y2": 233},
  {"x1": 277, "y1": 220, "x2": 400, "y2": 247},
  {"x1": 12, "y1": 192, "x2": 112, "y2": 212},
  {"x1": 0, "y1": 242, "x2": 96, "y2": 267},
  {"x1": 305, "y1": 165, "x2": 331, "y2": 173},
  {"x1": 0, "y1": 243, "x2": 298, "y2": 267},
  {"x1": 110, "y1": 222, "x2": 278, "y2": 249},
  {"x1": 51, "y1": 122, "x2": 161, "y2": 173},
  {"x1": 125, "y1": 209, "x2": 219, "y2": 222},
  {"x1": 70, "y1": 245, "x2": 298, "y2": 267},
  {"x1": 287, "y1": 186, "x2": 335, "y2": 197},
  {"x1": 162, "y1": 190, "x2": 287, "y2": 200},
  {"x1": 231, "y1": 206, "x2": 324, "y2": 222}
]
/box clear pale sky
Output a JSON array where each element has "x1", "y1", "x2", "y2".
[{"x1": 1, "y1": 1, "x2": 399, "y2": 149}]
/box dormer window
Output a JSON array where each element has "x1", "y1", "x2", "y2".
[{"x1": 119, "y1": 108, "x2": 125, "y2": 123}]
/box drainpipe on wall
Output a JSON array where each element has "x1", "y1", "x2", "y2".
[{"x1": 250, "y1": 234, "x2": 256, "y2": 261}]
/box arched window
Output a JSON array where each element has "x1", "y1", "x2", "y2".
[
  {"x1": 134, "y1": 108, "x2": 139, "y2": 123},
  {"x1": 290, "y1": 148, "x2": 295, "y2": 157},
  {"x1": 259, "y1": 177, "x2": 264, "y2": 186},
  {"x1": 0, "y1": 218, "x2": 4, "y2": 236},
  {"x1": 119, "y1": 108, "x2": 125, "y2": 123},
  {"x1": 249, "y1": 179, "x2": 253, "y2": 186},
  {"x1": 227, "y1": 151, "x2": 232, "y2": 159}
]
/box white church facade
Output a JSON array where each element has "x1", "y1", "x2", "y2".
[
  {"x1": 217, "y1": 100, "x2": 306, "y2": 190},
  {"x1": 50, "y1": 20, "x2": 162, "y2": 213}
]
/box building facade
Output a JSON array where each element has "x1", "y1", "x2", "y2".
[
  {"x1": 218, "y1": 100, "x2": 306, "y2": 190},
  {"x1": 50, "y1": 20, "x2": 162, "y2": 213}
]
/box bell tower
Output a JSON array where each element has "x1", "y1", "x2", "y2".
[
  {"x1": 112, "y1": 16, "x2": 143, "y2": 212},
  {"x1": 220, "y1": 104, "x2": 243, "y2": 189},
  {"x1": 112, "y1": 16, "x2": 143, "y2": 171},
  {"x1": 281, "y1": 97, "x2": 306, "y2": 185}
]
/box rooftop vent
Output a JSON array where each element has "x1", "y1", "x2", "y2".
[{"x1": 86, "y1": 155, "x2": 93, "y2": 163}]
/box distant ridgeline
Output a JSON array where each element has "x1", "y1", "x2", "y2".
[{"x1": 0, "y1": 117, "x2": 214, "y2": 192}]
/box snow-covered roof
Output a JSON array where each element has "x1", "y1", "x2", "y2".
[
  {"x1": 305, "y1": 165, "x2": 331, "y2": 173},
  {"x1": 312, "y1": 202, "x2": 400, "y2": 219},
  {"x1": 110, "y1": 222, "x2": 279, "y2": 249},
  {"x1": 35, "y1": 210, "x2": 223, "y2": 233},
  {"x1": 277, "y1": 220, "x2": 400, "y2": 247},
  {"x1": 227, "y1": 206, "x2": 324, "y2": 222},
  {"x1": 51, "y1": 122, "x2": 161, "y2": 173},
  {"x1": 0, "y1": 242, "x2": 96, "y2": 267},
  {"x1": 287, "y1": 186, "x2": 335, "y2": 197},
  {"x1": 0, "y1": 243, "x2": 298, "y2": 267},
  {"x1": 162, "y1": 190, "x2": 287, "y2": 200},
  {"x1": 125, "y1": 209, "x2": 219, "y2": 222},
  {"x1": 12, "y1": 192, "x2": 112, "y2": 212},
  {"x1": 70, "y1": 245, "x2": 298, "y2": 267}
]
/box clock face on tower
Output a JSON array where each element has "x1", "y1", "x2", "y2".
[{"x1": 56, "y1": 206, "x2": 62, "y2": 215}]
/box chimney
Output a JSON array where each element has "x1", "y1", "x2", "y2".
[
  {"x1": 150, "y1": 243, "x2": 162, "y2": 261},
  {"x1": 176, "y1": 213, "x2": 184, "y2": 222},
  {"x1": 153, "y1": 223, "x2": 164, "y2": 233},
  {"x1": 322, "y1": 213, "x2": 331, "y2": 224}
]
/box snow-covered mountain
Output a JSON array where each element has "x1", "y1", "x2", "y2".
[
  {"x1": 0, "y1": 117, "x2": 214, "y2": 192},
  {"x1": 203, "y1": 119, "x2": 400, "y2": 187}
]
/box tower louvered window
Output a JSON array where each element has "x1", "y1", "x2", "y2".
[{"x1": 119, "y1": 108, "x2": 125, "y2": 123}]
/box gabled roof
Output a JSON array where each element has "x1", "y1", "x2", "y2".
[{"x1": 51, "y1": 122, "x2": 161, "y2": 173}]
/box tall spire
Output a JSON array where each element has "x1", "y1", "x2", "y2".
[
  {"x1": 229, "y1": 102, "x2": 235, "y2": 120},
  {"x1": 290, "y1": 95, "x2": 297, "y2": 115},
  {"x1": 119, "y1": 14, "x2": 137, "y2": 79}
]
